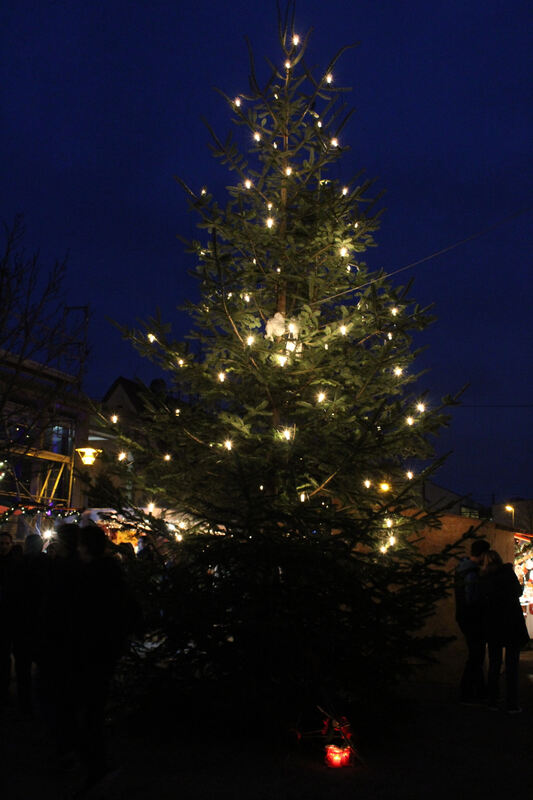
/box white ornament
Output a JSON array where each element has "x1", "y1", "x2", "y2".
[{"x1": 265, "y1": 312, "x2": 286, "y2": 339}]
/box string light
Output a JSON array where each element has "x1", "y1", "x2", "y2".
[
  {"x1": 342, "y1": 187, "x2": 349, "y2": 196},
  {"x1": 340, "y1": 246, "x2": 348, "y2": 257},
  {"x1": 292, "y1": 34, "x2": 300, "y2": 45},
  {"x1": 379, "y1": 482, "x2": 390, "y2": 492},
  {"x1": 285, "y1": 166, "x2": 292, "y2": 176},
  {"x1": 387, "y1": 332, "x2": 393, "y2": 340},
  {"x1": 317, "y1": 392, "x2": 326, "y2": 403},
  {"x1": 163, "y1": 454, "x2": 171, "y2": 461},
  {"x1": 224, "y1": 439, "x2": 233, "y2": 450},
  {"x1": 330, "y1": 137, "x2": 339, "y2": 148},
  {"x1": 266, "y1": 217, "x2": 274, "y2": 228},
  {"x1": 147, "y1": 503, "x2": 155, "y2": 513},
  {"x1": 147, "y1": 333, "x2": 156, "y2": 343},
  {"x1": 416, "y1": 403, "x2": 426, "y2": 413},
  {"x1": 300, "y1": 492, "x2": 306, "y2": 502},
  {"x1": 339, "y1": 325, "x2": 347, "y2": 336},
  {"x1": 243, "y1": 293, "x2": 250, "y2": 302},
  {"x1": 326, "y1": 73, "x2": 333, "y2": 83},
  {"x1": 273, "y1": 141, "x2": 278, "y2": 149},
  {"x1": 406, "y1": 471, "x2": 414, "y2": 480},
  {"x1": 277, "y1": 354, "x2": 288, "y2": 366},
  {"x1": 178, "y1": 359, "x2": 185, "y2": 367},
  {"x1": 267, "y1": 202, "x2": 273, "y2": 210},
  {"x1": 406, "y1": 417, "x2": 414, "y2": 426},
  {"x1": 246, "y1": 335, "x2": 254, "y2": 346},
  {"x1": 175, "y1": 408, "x2": 181, "y2": 416},
  {"x1": 218, "y1": 372, "x2": 226, "y2": 382},
  {"x1": 234, "y1": 97, "x2": 241, "y2": 107},
  {"x1": 110, "y1": 414, "x2": 118, "y2": 423},
  {"x1": 385, "y1": 518, "x2": 393, "y2": 528},
  {"x1": 391, "y1": 307, "x2": 399, "y2": 316},
  {"x1": 286, "y1": 341, "x2": 296, "y2": 352},
  {"x1": 282, "y1": 428, "x2": 292, "y2": 441},
  {"x1": 389, "y1": 536, "x2": 396, "y2": 546},
  {"x1": 393, "y1": 367, "x2": 403, "y2": 376},
  {"x1": 244, "y1": 179, "x2": 252, "y2": 189},
  {"x1": 317, "y1": 120, "x2": 322, "y2": 128},
  {"x1": 253, "y1": 131, "x2": 261, "y2": 142},
  {"x1": 380, "y1": 545, "x2": 387, "y2": 554},
  {"x1": 364, "y1": 479, "x2": 371, "y2": 488},
  {"x1": 285, "y1": 60, "x2": 291, "y2": 70},
  {"x1": 118, "y1": 452, "x2": 127, "y2": 462}
]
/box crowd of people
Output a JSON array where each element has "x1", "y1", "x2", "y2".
[
  {"x1": 455, "y1": 538, "x2": 530, "y2": 713},
  {"x1": 0, "y1": 522, "x2": 138, "y2": 794}
]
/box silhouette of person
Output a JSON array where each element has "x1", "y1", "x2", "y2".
[
  {"x1": 479, "y1": 549, "x2": 529, "y2": 713},
  {"x1": 454, "y1": 538, "x2": 490, "y2": 704},
  {"x1": 12, "y1": 533, "x2": 49, "y2": 713},
  {"x1": 75, "y1": 523, "x2": 136, "y2": 789}
]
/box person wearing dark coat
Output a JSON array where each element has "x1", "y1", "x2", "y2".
[
  {"x1": 479, "y1": 549, "x2": 529, "y2": 713},
  {"x1": 0, "y1": 530, "x2": 24, "y2": 708},
  {"x1": 454, "y1": 538, "x2": 490, "y2": 704}
]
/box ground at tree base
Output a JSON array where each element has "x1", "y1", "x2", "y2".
[{"x1": 2, "y1": 652, "x2": 532, "y2": 800}]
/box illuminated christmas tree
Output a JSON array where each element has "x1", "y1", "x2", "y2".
[{"x1": 111, "y1": 9, "x2": 462, "y2": 714}]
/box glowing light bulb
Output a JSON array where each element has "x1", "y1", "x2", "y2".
[
  {"x1": 292, "y1": 34, "x2": 300, "y2": 45},
  {"x1": 385, "y1": 518, "x2": 393, "y2": 528},
  {"x1": 389, "y1": 536, "x2": 396, "y2": 546},
  {"x1": 147, "y1": 333, "x2": 156, "y2": 343},
  {"x1": 266, "y1": 217, "x2": 274, "y2": 228},
  {"x1": 282, "y1": 428, "x2": 292, "y2": 441},
  {"x1": 224, "y1": 439, "x2": 232, "y2": 450},
  {"x1": 340, "y1": 246, "x2": 348, "y2": 257},
  {"x1": 339, "y1": 325, "x2": 347, "y2": 336},
  {"x1": 364, "y1": 480, "x2": 371, "y2": 489},
  {"x1": 288, "y1": 322, "x2": 297, "y2": 334},
  {"x1": 342, "y1": 187, "x2": 348, "y2": 196},
  {"x1": 110, "y1": 414, "x2": 118, "y2": 424},
  {"x1": 218, "y1": 372, "x2": 226, "y2": 382},
  {"x1": 330, "y1": 137, "x2": 338, "y2": 147},
  {"x1": 267, "y1": 202, "x2": 273, "y2": 210},
  {"x1": 234, "y1": 97, "x2": 241, "y2": 107},
  {"x1": 259, "y1": 484, "x2": 264, "y2": 491},
  {"x1": 380, "y1": 545, "x2": 387, "y2": 554},
  {"x1": 285, "y1": 60, "x2": 291, "y2": 69},
  {"x1": 118, "y1": 452, "x2": 127, "y2": 462},
  {"x1": 379, "y1": 482, "x2": 390, "y2": 493},
  {"x1": 273, "y1": 141, "x2": 278, "y2": 149},
  {"x1": 276, "y1": 267, "x2": 281, "y2": 273},
  {"x1": 391, "y1": 307, "x2": 399, "y2": 316},
  {"x1": 244, "y1": 179, "x2": 252, "y2": 189},
  {"x1": 246, "y1": 335, "x2": 254, "y2": 346},
  {"x1": 393, "y1": 367, "x2": 403, "y2": 377},
  {"x1": 387, "y1": 332, "x2": 393, "y2": 340},
  {"x1": 176, "y1": 534, "x2": 183, "y2": 542},
  {"x1": 317, "y1": 120, "x2": 322, "y2": 128},
  {"x1": 317, "y1": 392, "x2": 326, "y2": 403},
  {"x1": 164, "y1": 454, "x2": 171, "y2": 461},
  {"x1": 406, "y1": 471, "x2": 414, "y2": 480},
  {"x1": 243, "y1": 293, "x2": 250, "y2": 302},
  {"x1": 277, "y1": 354, "x2": 287, "y2": 366},
  {"x1": 285, "y1": 166, "x2": 292, "y2": 176},
  {"x1": 354, "y1": 221, "x2": 359, "y2": 229},
  {"x1": 147, "y1": 503, "x2": 155, "y2": 513},
  {"x1": 253, "y1": 131, "x2": 261, "y2": 142},
  {"x1": 175, "y1": 408, "x2": 181, "y2": 416},
  {"x1": 417, "y1": 403, "x2": 426, "y2": 413},
  {"x1": 406, "y1": 416, "x2": 414, "y2": 426},
  {"x1": 286, "y1": 340, "x2": 296, "y2": 352},
  {"x1": 300, "y1": 492, "x2": 306, "y2": 502}
]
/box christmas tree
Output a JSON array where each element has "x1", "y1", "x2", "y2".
[{"x1": 109, "y1": 8, "x2": 463, "y2": 717}]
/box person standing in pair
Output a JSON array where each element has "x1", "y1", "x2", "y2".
[
  {"x1": 454, "y1": 538, "x2": 490, "y2": 704},
  {"x1": 479, "y1": 549, "x2": 529, "y2": 713}
]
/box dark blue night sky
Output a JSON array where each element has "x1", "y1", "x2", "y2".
[{"x1": 1, "y1": 0, "x2": 531, "y2": 504}]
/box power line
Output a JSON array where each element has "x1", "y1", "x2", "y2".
[{"x1": 316, "y1": 203, "x2": 533, "y2": 306}]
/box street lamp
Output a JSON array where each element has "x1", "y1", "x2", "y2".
[
  {"x1": 505, "y1": 504, "x2": 515, "y2": 528},
  {"x1": 75, "y1": 447, "x2": 102, "y2": 466}
]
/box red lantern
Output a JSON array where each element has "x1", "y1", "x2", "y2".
[{"x1": 325, "y1": 744, "x2": 352, "y2": 768}]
